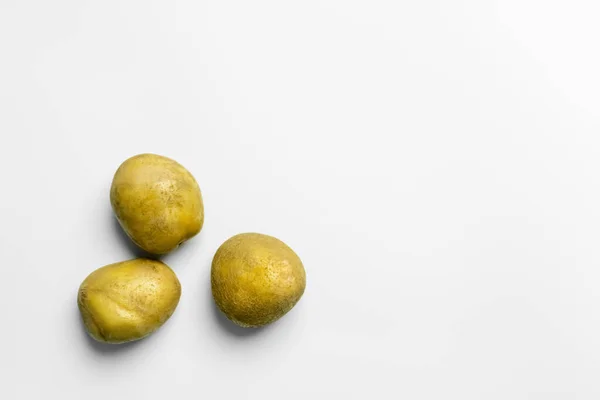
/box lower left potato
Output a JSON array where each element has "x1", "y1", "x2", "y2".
[{"x1": 77, "y1": 258, "x2": 181, "y2": 344}]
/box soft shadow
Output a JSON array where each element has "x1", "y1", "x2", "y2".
[
  {"x1": 111, "y1": 217, "x2": 158, "y2": 260},
  {"x1": 161, "y1": 230, "x2": 204, "y2": 268},
  {"x1": 207, "y1": 279, "x2": 266, "y2": 338}
]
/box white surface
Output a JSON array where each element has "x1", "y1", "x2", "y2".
[{"x1": 1, "y1": 0, "x2": 599, "y2": 398}]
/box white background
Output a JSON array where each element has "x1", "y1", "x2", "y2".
[{"x1": 1, "y1": 0, "x2": 599, "y2": 398}]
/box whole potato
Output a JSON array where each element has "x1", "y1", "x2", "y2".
[
  {"x1": 211, "y1": 233, "x2": 306, "y2": 328},
  {"x1": 77, "y1": 258, "x2": 181, "y2": 344},
  {"x1": 110, "y1": 153, "x2": 204, "y2": 255}
]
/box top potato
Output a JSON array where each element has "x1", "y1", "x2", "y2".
[{"x1": 110, "y1": 153, "x2": 204, "y2": 254}]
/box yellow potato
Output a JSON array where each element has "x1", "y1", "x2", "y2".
[
  {"x1": 110, "y1": 153, "x2": 204, "y2": 255},
  {"x1": 211, "y1": 233, "x2": 306, "y2": 327},
  {"x1": 77, "y1": 258, "x2": 181, "y2": 344}
]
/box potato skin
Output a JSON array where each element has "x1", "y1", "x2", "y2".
[
  {"x1": 110, "y1": 153, "x2": 204, "y2": 255},
  {"x1": 77, "y1": 258, "x2": 181, "y2": 344},
  {"x1": 211, "y1": 233, "x2": 306, "y2": 328}
]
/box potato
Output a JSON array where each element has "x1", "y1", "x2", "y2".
[
  {"x1": 110, "y1": 153, "x2": 204, "y2": 255},
  {"x1": 77, "y1": 258, "x2": 181, "y2": 344},
  {"x1": 211, "y1": 233, "x2": 306, "y2": 327}
]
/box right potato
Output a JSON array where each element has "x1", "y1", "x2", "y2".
[{"x1": 211, "y1": 233, "x2": 306, "y2": 327}]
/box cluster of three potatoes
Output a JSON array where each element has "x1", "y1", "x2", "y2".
[{"x1": 77, "y1": 154, "x2": 306, "y2": 344}]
